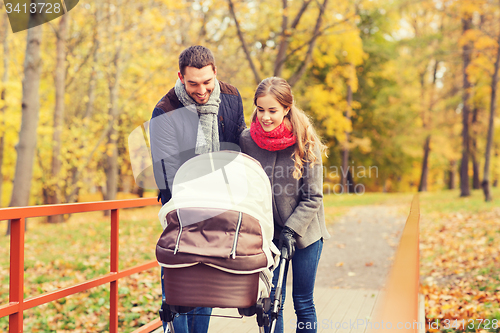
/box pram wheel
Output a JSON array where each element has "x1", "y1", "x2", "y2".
[
  {"x1": 255, "y1": 297, "x2": 271, "y2": 327},
  {"x1": 238, "y1": 305, "x2": 256, "y2": 316},
  {"x1": 238, "y1": 296, "x2": 270, "y2": 317},
  {"x1": 158, "y1": 300, "x2": 175, "y2": 325},
  {"x1": 159, "y1": 301, "x2": 196, "y2": 333}
]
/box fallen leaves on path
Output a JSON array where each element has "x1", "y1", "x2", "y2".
[{"x1": 420, "y1": 208, "x2": 500, "y2": 328}]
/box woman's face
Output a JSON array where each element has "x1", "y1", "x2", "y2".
[{"x1": 255, "y1": 94, "x2": 288, "y2": 132}]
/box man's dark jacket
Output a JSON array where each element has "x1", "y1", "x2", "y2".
[{"x1": 150, "y1": 81, "x2": 246, "y2": 205}]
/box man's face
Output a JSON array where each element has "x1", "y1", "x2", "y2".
[{"x1": 178, "y1": 65, "x2": 217, "y2": 105}]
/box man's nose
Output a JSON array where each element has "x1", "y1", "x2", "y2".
[{"x1": 197, "y1": 86, "x2": 207, "y2": 95}]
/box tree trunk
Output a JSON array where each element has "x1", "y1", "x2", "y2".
[
  {"x1": 471, "y1": 107, "x2": 480, "y2": 190},
  {"x1": 471, "y1": 151, "x2": 480, "y2": 189},
  {"x1": 66, "y1": 5, "x2": 101, "y2": 204},
  {"x1": 418, "y1": 60, "x2": 439, "y2": 192},
  {"x1": 274, "y1": 0, "x2": 289, "y2": 78},
  {"x1": 418, "y1": 135, "x2": 431, "y2": 192},
  {"x1": 103, "y1": 0, "x2": 122, "y2": 214},
  {"x1": 448, "y1": 160, "x2": 456, "y2": 190},
  {"x1": 342, "y1": 75, "x2": 352, "y2": 193},
  {"x1": 104, "y1": 54, "x2": 121, "y2": 203},
  {"x1": 274, "y1": 0, "x2": 312, "y2": 77},
  {"x1": 0, "y1": 12, "x2": 9, "y2": 208},
  {"x1": 227, "y1": 0, "x2": 261, "y2": 85},
  {"x1": 460, "y1": 17, "x2": 472, "y2": 197},
  {"x1": 6, "y1": 21, "x2": 43, "y2": 235},
  {"x1": 288, "y1": 0, "x2": 328, "y2": 87},
  {"x1": 46, "y1": 14, "x2": 69, "y2": 223},
  {"x1": 482, "y1": 19, "x2": 500, "y2": 202}
]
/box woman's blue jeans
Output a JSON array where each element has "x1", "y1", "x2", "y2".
[
  {"x1": 161, "y1": 267, "x2": 212, "y2": 333},
  {"x1": 265, "y1": 238, "x2": 323, "y2": 333}
]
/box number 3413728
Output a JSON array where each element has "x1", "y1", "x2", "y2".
[
  {"x1": 5, "y1": 2, "x2": 62, "y2": 14},
  {"x1": 438, "y1": 319, "x2": 499, "y2": 330}
]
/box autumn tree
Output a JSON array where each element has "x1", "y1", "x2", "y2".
[
  {"x1": 7, "y1": 11, "x2": 44, "y2": 234},
  {"x1": 43, "y1": 13, "x2": 69, "y2": 222},
  {"x1": 480, "y1": 0, "x2": 500, "y2": 201},
  {"x1": 460, "y1": 14, "x2": 473, "y2": 197},
  {"x1": 0, "y1": 10, "x2": 9, "y2": 208}
]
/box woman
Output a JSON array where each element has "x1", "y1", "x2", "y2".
[{"x1": 239, "y1": 77, "x2": 330, "y2": 333}]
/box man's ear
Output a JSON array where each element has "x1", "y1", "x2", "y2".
[
  {"x1": 178, "y1": 71, "x2": 184, "y2": 84},
  {"x1": 214, "y1": 66, "x2": 217, "y2": 77}
]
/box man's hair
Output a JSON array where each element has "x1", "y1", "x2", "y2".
[{"x1": 179, "y1": 46, "x2": 216, "y2": 75}]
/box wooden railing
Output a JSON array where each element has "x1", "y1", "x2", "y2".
[
  {"x1": 0, "y1": 198, "x2": 163, "y2": 333},
  {"x1": 368, "y1": 194, "x2": 421, "y2": 332}
]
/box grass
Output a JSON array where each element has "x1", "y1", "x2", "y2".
[{"x1": 322, "y1": 186, "x2": 500, "y2": 217}]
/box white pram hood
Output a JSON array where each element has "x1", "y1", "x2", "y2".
[{"x1": 158, "y1": 151, "x2": 279, "y2": 271}]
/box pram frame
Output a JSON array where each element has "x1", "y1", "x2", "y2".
[{"x1": 156, "y1": 151, "x2": 284, "y2": 332}]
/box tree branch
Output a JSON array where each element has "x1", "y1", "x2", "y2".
[
  {"x1": 276, "y1": 14, "x2": 356, "y2": 71},
  {"x1": 288, "y1": 0, "x2": 329, "y2": 87},
  {"x1": 227, "y1": 0, "x2": 261, "y2": 85},
  {"x1": 274, "y1": 0, "x2": 313, "y2": 77}
]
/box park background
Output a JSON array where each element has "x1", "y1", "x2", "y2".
[{"x1": 1, "y1": 0, "x2": 500, "y2": 332}]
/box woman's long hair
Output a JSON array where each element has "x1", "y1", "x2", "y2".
[{"x1": 251, "y1": 77, "x2": 327, "y2": 179}]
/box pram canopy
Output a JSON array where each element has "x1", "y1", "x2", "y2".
[{"x1": 157, "y1": 150, "x2": 277, "y2": 275}]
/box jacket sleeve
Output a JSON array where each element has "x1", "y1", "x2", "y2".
[
  {"x1": 239, "y1": 130, "x2": 248, "y2": 154},
  {"x1": 150, "y1": 108, "x2": 181, "y2": 204},
  {"x1": 284, "y1": 145, "x2": 324, "y2": 237},
  {"x1": 236, "y1": 90, "x2": 246, "y2": 139}
]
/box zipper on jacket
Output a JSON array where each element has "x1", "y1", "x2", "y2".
[
  {"x1": 174, "y1": 209, "x2": 183, "y2": 255},
  {"x1": 220, "y1": 115, "x2": 225, "y2": 133},
  {"x1": 229, "y1": 212, "x2": 243, "y2": 259}
]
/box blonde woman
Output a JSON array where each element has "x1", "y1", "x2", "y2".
[{"x1": 239, "y1": 77, "x2": 330, "y2": 333}]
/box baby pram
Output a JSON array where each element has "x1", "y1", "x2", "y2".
[{"x1": 156, "y1": 151, "x2": 287, "y2": 333}]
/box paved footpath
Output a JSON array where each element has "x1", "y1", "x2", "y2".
[{"x1": 316, "y1": 205, "x2": 407, "y2": 290}]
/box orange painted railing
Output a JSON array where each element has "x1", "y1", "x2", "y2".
[
  {"x1": 0, "y1": 198, "x2": 162, "y2": 333},
  {"x1": 368, "y1": 194, "x2": 421, "y2": 332}
]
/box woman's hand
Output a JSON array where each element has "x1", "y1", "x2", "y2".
[{"x1": 279, "y1": 226, "x2": 297, "y2": 260}]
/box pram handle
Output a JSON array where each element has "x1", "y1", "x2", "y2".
[
  {"x1": 281, "y1": 246, "x2": 291, "y2": 261},
  {"x1": 268, "y1": 245, "x2": 291, "y2": 333}
]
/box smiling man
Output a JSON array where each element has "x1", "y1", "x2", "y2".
[
  {"x1": 149, "y1": 45, "x2": 245, "y2": 333},
  {"x1": 151, "y1": 45, "x2": 245, "y2": 204}
]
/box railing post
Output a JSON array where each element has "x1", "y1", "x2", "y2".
[
  {"x1": 110, "y1": 209, "x2": 119, "y2": 333},
  {"x1": 9, "y1": 218, "x2": 25, "y2": 333}
]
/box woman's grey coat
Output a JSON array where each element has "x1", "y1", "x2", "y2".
[{"x1": 239, "y1": 129, "x2": 330, "y2": 249}]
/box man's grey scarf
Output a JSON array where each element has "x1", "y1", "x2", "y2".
[{"x1": 174, "y1": 78, "x2": 221, "y2": 154}]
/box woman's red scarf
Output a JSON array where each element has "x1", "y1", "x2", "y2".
[{"x1": 250, "y1": 120, "x2": 296, "y2": 151}]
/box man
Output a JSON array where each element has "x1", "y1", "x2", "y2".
[{"x1": 150, "y1": 45, "x2": 245, "y2": 333}]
